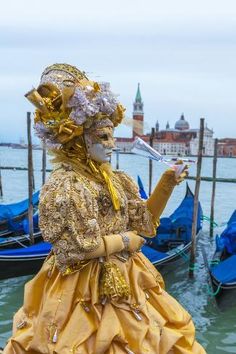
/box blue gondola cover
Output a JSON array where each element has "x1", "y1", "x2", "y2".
[
  {"x1": 217, "y1": 211, "x2": 236, "y2": 255},
  {"x1": 211, "y1": 255, "x2": 236, "y2": 284},
  {"x1": 0, "y1": 191, "x2": 40, "y2": 221},
  {"x1": 137, "y1": 176, "x2": 148, "y2": 200},
  {"x1": 0, "y1": 242, "x2": 51, "y2": 256},
  {"x1": 142, "y1": 245, "x2": 169, "y2": 263}
]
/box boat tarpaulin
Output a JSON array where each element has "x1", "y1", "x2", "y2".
[
  {"x1": 220, "y1": 221, "x2": 236, "y2": 255},
  {"x1": 0, "y1": 191, "x2": 40, "y2": 221},
  {"x1": 211, "y1": 255, "x2": 236, "y2": 284},
  {"x1": 137, "y1": 175, "x2": 148, "y2": 200},
  {"x1": 142, "y1": 245, "x2": 168, "y2": 262},
  {"x1": 170, "y1": 188, "x2": 203, "y2": 234},
  {"x1": 0, "y1": 242, "x2": 51, "y2": 256},
  {"x1": 228, "y1": 210, "x2": 236, "y2": 226}
]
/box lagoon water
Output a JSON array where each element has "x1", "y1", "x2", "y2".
[{"x1": 0, "y1": 147, "x2": 235, "y2": 353}]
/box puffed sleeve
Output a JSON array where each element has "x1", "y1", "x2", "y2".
[
  {"x1": 115, "y1": 171, "x2": 157, "y2": 237},
  {"x1": 39, "y1": 169, "x2": 102, "y2": 273}
]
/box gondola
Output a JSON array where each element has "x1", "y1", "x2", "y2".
[
  {"x1": 0, "y1": 191, "x2": 40, "y2": 233},
  {"x1": 0, "y1": 231, "x2": 42, "y2": 249},
  {"x1": 209, "y1": 210, "x2": 236, "y2": 304},
  {"x1": 0, "y1": 213, "x2": 41, "y2": 249},
  {"x1": 0, "y1": 183, "x2": 202, "y2": 280},
  {"x1": 0, "y1": 242, "x2": 51, "y2": 279},
  {"x1": 142, "y1": 183, "x2": 202, "y2": 272},
  {"x1": 0, "y1": 212, "x2": 39, "y2": 238}
]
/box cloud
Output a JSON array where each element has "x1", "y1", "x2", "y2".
[
  {"x1": 1, "y1": 0, "x2": 236, "y2": 28},
  {"x1": 0, "y1": 0, "x2": 236, "y2": 141}
]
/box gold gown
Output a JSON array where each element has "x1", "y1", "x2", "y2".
[{"x1": 4, "y1": 164, "x2": 206, "y2": 354}]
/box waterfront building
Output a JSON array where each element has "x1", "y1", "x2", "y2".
[
  {"x1": 218, "y1": 138, "x2": 236, "y2": 157},
  {"x1": 115, "y1": 84, "x2": 215, "y2": 156}
]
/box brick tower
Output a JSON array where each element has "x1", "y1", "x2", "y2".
[{"x1": 133, "y1": 83, "x2": 144, "y2": 138}]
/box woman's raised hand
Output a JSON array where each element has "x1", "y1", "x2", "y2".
[{"x1": 173, "y1": 161, "x2": 189, "y2": 185}]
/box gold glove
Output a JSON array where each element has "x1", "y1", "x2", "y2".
[
  {"x1": 173, "y1": 160, "x2": 189, "y2": 185},
  {"x1": 146, "y1": 164, "x2": 188, "y2": 225},
  {"x1": 83, "y1": 231, "x2": 143, "y2": 259}
]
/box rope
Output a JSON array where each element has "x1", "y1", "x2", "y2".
[
  {"x1": 7, "y1": 237, "x2": 28, "y2": 248},
  {"x1": 172, "y1": 246, "x2": 200, "y2": 271},
  {"x1": 209, "y1": 259, "x2": 220, "y2": 266},
  {"x1": 206, "y1": 282, "x2": 222, "y2": 297},
  {"x1": 188, "y1": 263, "x2": 199, "y2": 271},
  {"x1": 173, "y1": 248, "x2": 190, "y2": 261},
  {"x1": 201, "y1": 215, "x2": 227, "y2": 228}
]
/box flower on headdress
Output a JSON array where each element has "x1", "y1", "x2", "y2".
[
  {"x1": 68, "y1": 86, "x2": 99, "y2": 124},
  {"x1": 67, "y1": 82, "x2": 120, "y2": 126},
  {"x1": 34, "y1": 121, "x2": 61, "y2": 148},
  {"x1": 34, "y1": 122, "x2": 51, "y2": 140}
]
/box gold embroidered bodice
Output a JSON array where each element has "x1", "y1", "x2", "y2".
[{"x1": 39, "y1": 164, "x2": 156, "y2": 273}]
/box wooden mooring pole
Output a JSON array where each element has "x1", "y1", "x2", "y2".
[
  {"x1": 189, "y1": 118, "x2": 204, "y2": 278},
  {"x1": 42, "y1": 143, "x2": 47, "y2": 185},
  {"x1": 210, "y1": 139, "x2": 218, "y2": 237},
  {"x1": 149, "y1": 128, "x2": 155, "y2": 196},
  {"x1": 32, "y1": 156, "x2": 35, "y2": 192},
  {"x1": 27, "y1": 112, "x2": 34, "y2": 245},
  {"x1": 116, "y1": 149, "x2": 120, "y2": 170},
  {"x1": 0, "y1": 164, "x2": 3, "y2": 197}
]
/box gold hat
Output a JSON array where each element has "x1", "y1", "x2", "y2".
[
  {"x1": 25, "y1": 63, "x2": 125, "y2": 148},
  {"x1": 40, "y1": 63, "x2": 89, "y2": 91}
]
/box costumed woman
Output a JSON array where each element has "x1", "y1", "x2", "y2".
[{"x1": 4, "y1": 64, "x2": 206, "y2": 354}]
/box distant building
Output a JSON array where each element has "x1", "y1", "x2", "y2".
[
  {"x1": 218, "y1": 138, "x2": 236, "y2": 157},
  {"x1": 19, "y1": 137, "x2": 26, "y2": 146},
  {"x1": 115, "y1": 85, "x2": 215, "y2": 156},
  {"x1": 133, "y1": 83, "x2": 144, "y2": 137},
  {"x1": 115, "y1": 84, "x2": 147, "y2": 151}
]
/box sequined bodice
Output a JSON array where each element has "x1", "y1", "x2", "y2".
[{"x1": 39, "y1": 164, "x2": 155, "y2": 273}]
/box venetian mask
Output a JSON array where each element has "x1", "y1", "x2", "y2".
[{"x1": 84, "y1": 122, "x2": 116, "y2": 163}]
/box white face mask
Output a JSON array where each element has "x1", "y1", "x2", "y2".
[
  {"x1": 84, "y1": 126, "x2": 115, "y2": 164},
  {"x1": 87, "y1": 143, "x2": 113, "y2": 163}
]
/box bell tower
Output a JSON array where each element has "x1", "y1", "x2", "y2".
[{"x1": 133, "y1": 83, "x2": 144, "y2": 137}]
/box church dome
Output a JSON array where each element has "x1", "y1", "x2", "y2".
[{"x1": 175, "y1": 114, "x2": 189, "y2": 130}]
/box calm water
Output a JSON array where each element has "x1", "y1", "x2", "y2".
[{"x1": 0, "y1": 147, "x2": 236, "y2": 353}]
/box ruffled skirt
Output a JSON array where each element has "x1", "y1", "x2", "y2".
[{"x1": 4, "y1": 253, "x2": 206, "y2": 354}]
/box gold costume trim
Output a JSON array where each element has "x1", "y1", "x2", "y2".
[
  {"x1": 99, "y1": 261, "x2": 130, "y2": 300},
  {"x1": 41, "y1": 63, "x2": 88, "y2": 83}
]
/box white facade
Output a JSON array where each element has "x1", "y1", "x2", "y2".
[
  {"x1": 153, "y1": 142, "x2": 186, "y2": 156},
  {"x1": 189, "y1": 128, "x2": 214, "y2": 156}
]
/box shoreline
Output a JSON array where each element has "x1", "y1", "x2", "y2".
[{"x1": 1, "y1": 145, "x2": 236, "y2": 158}]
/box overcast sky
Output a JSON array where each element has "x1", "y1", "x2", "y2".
[{"x1": 1, "y1": 0, "x2": 236, "y2": 142}]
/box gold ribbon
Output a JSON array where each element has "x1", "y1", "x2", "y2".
[
  {"x1": 99, "y1": 166, "x2": 120, "y2": 211},
  {"x1": 55, "y1": 120, "x2": 83, "y2": 144},
  {"x1": 88, "y1": 159, "x2": 120, "y2": 211}
]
